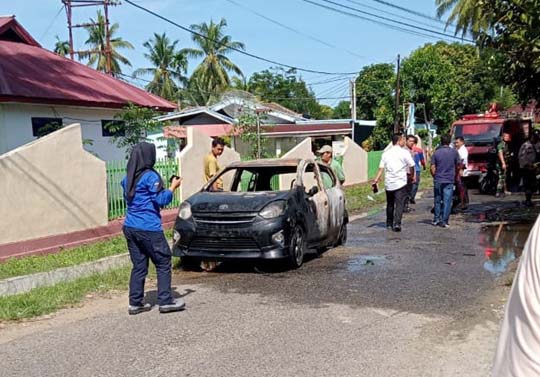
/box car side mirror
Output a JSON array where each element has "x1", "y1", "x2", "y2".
[{"x1": 308, "y1": 186, "x2": 319, "y2": 196}]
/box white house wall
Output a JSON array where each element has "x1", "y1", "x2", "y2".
[{"x1": 0, "y1": 103, "x2": 127, "y2": 161}]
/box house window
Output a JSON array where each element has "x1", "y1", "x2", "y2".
[
  {"x1": 101, "y1": 120, "x2": 125, "y2": 137},
  {"x1": 31, "y1": 117, "x2": 63, "y2": 137}
]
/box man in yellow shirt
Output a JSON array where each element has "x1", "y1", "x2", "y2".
[{"x1": 204, "y1": 138, "x2": 225, "y2": 191}]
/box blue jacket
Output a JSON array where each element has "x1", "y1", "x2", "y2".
[{"x1": 121, "y1": 171, "x2": 173, "y2": 231}]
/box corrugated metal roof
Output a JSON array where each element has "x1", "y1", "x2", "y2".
[{"x1": 0, "y1": 16, "x2": 176, "y2": 111}]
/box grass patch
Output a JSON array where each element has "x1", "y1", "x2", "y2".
[
  {"x1": 0, "y1": 236, "x2": 129, "y2": 281},
  {"x1": 0, "y1": 266, "x2": 132, "y2": 321}
]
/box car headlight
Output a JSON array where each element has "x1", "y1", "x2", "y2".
[
  {"x1": 260, "y1": 201, "x2": 286, "y2": 219},
  {"x1": 178, "y1": 202, "x2": 192, "y2": 220}
]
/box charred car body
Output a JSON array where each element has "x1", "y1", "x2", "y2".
[{"x1": 172, "y1": 159, "x2": 348, "y2": 269}]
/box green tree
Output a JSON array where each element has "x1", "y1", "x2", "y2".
[
  {"x1": 54, "y1": 36, "x2": 70, "y2": 57},
  {"x1": 332, "y1": 101, "x2": 351, "y2": 119},
  {"x1": 355, "y1": 63, "x2": 396, "y2": 149},
  {"x1": 182, "y1": 18, "x2": 244, "y2": 97},
  {"x1": 436, "y1": 0, "x2": 490, "y2": 37},
  {"x1": 80, "y1": 10, "x2": 134, "y2": 75},
  {"x1": 108, "y1": 104, "x2": 160, "y2": 157},
  {"x1": 134, "y1": 33, "x2": 188, "y2": 101},
  {"x1": 477, "y1": 0, "x2": 540, "y2": 105},
  {"x1": 247, "y1": 67, "x2": 324, "y2": 119},
  {"x1": 400, "y1": 42, "x2": 498, "y2": 134}
]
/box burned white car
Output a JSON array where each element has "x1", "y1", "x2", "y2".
[{"x1": 172, "y1": 158, "x2": 348, "y2": 269}]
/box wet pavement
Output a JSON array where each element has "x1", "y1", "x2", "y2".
[{"x1": 1, "y1": 189, "x2": 538, "y2": 377}]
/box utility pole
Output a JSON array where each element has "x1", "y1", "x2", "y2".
[
  {"x1": 62, "y1": 0, "x2": 115, "y2": 75},
  {"x1": 393, "y1": 54, "x2": 401, "y2": 134},
  {"x1": 350, "y1": 78, "x2": 357, "y2": 120}
]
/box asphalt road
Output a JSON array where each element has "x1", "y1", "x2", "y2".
[{"x1": 1, "y1": 191, "x2": 536, "y2": 377}]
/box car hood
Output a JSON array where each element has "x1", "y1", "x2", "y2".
[{"x1": 188, "y1": 191, "x2": 291, "y2": 213}]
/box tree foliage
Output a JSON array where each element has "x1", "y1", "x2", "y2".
[
  {"x1": 134, "y1": 33, "x2": 188, "y2": 101},
  {"x1": 247, "y1": 67, "x2": 326, "y2": 119},
  {"x1": 109, "y1": 104, "x2": 160, "y2": 157},
  {"x1": 54, "y1": 36, "x2": 70, "y2": 57},
  {"x1": 436, "y1": 0, "x2": 490, "y2": 37},
  {"x1": 332, "y1": 101, "x2": 351, "y2": 119},
  {"x1": 478, "y1": 0, "x2": 540, "y2": 105},
  {"x1": 80, "y1": 10, "x2": 134, "y2": 75}
]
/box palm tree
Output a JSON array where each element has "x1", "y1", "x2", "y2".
[
  {"x1": 53, "y1": 36, "x2": 70, "y2": 57},
  {"x1": 182, "y1": 18, "x2": 245, "y2": 95},
  {"x1": 436, "y1": 0, "x2": 490, "y2": 38},
  {"x1": 80, "y1": 10, "x2": 134, "y2": 75},
  {"x1": 133, "y1": 33, "x2": 188, "y2": 101}
]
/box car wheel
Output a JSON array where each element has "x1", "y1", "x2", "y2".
[
  {"x1": 181, "y1": 256, "x2": 201, "y2": 271},
  {"x1": 288, "y1": 226, "x2": 306, "y2": 269},
  {"x1": 336, "y1": 223, "x2": 347, "y2": 246}
]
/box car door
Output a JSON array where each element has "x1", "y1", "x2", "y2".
[
  {"x1": 299, "y1": 161, "x2": 330, "y2": 243},
  {"x1": 318, "y1": 163, "x2": 345, "y2": 240}
]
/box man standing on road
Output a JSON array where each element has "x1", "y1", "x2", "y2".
[
  {"x1": 204, "y1": 138, "x2": 225, "y2": 191},
  {"x1": 373, "y1": 134, "x2": 415, "y2": 232},
  {"x1": 406, "y1": 135, "x2": 426, "y2": 207},
  {"x1": 431, "y1": 134, "x2": 460, "y2": 228},
  {"x1": 454, "y1": 136, "x2": 469, "y2": 210},
  {"x1": 318, "y1": 145, "x2": 345, "y2": 187},
  {"x1": 518, "y1": 131, "x2": 539, "y2": 207},
  {"x1": 496, "y1": 132, "x2": 512, "y2": 197}
]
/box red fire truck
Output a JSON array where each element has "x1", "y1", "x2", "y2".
[{"x1": 450, "y1": 109, "x2": 532, "y2": 181}]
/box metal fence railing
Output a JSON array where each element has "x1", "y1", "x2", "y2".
[
  {"x1": 367, "y1": 150, "x2": 384, "y2": 179},
  {"x1": 106, "y1": 158, "x2": 181, "y2": 220}
]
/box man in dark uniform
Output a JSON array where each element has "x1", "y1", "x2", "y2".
[
  {"x1": 519, "y1": 132, "x2": 540, "y2": 206},
  {"x1": 496, "y1": 132, "x2": 513, "y2": 198}
]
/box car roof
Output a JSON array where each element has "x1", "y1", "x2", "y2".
[{"x1": 227, "y1": 158, "x2": 307, "y2": 168}]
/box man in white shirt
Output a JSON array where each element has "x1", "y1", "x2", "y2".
[
  {"x1": 455, "y1": 136, "x2": 469, "y2": 210},
  {"x1": 373, "y1": 134, "x2": 416, "y2": 232}
]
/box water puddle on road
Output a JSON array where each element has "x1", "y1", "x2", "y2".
[
  {"x1": 475, "y1": 207, "x2": 537, "y2": 275},
  {"x1": 347, "y1": 255, "x2": 387, "y2": 272}
]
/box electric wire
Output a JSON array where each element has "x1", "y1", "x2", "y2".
[
  {"x1": 122, "y1": 0, "x2": 359, "y2": 75},
  {"x1": 223, "y1": 0, "x2": 364, "y2": 59},
  {"x1": 316, "y1": 0, "x2": 472, "y2": 42},
  {"x1": 299, "y1": 0, "x2": 471, "y2": 43},
  {"x1": 366, "y1": 0, "x2": 456, "y2": 28}
]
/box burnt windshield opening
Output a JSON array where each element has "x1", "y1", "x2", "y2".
[{"x1": 207, "y1": 166, "x2": 298, "y2": 193}]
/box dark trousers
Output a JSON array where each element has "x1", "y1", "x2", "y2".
[
  {"x1": 522, "y1": 168, "x2": 536, "y2": 202},
  {"x1": 456, "y1": 175, "x2": 469, "y2": 207},
  {"x1": 123, "y1": 226, "x2": 174, "y2": 306},
  {"x1": 386, "y1": 185, "x2": 408, "y2": 227}
]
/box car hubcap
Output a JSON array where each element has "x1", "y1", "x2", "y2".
[{"x1": 293, "y1": 229, "x2": 304, "y2": 265}]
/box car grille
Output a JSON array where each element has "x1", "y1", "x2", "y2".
[
  {"x1": 189, "y1": 237, "x2": 259, "y2": 251},
  {"x1": 193, "y1": 212, "x2": 257, "y2": 228}
]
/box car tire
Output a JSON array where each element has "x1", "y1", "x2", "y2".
[
  {"x1": 287, "y1": 226, "x2": 306, "y2": 269},
  {"x1": 181, "y1": 256, "x2": 201, "y2": 271},
  {"x1": 336, "y1": 223, "x2": 347, "y2": 246}
]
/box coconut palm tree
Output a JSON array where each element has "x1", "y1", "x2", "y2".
[
  {"x1": 133, "y1": 33, "x2": 188, "y2": 101},
  {"x1": 80, "y1": 10, "x2": 134, "y2": 75},
  {"x1": 182, "y1": 18, "x2": 245, "y2": 95},
  {"x1": 436, "y1": 0, "x2": 490, "y2": 38},
  {"x1": 54, "y1": 36, "x2": 70, "y2": 57}
]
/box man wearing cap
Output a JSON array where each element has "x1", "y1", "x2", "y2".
[{"x1": 318, "y1": 145, "x2": 345, "y2": 187}]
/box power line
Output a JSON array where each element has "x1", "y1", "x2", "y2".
[
  {"x1": 40, "y1": 5, "x2": 65, "y2": 40},
  {"x1": 300, "y1": 0, "x2": 471, "y2": 43},
  {"x1": 223, "y1": 0, "x2": 364, "y2": 60},
  {"x1": 316, "y1": 0, "x2": 472, "y2": 43},
  {"x1": 366, "y1": 0, "x2": 456, "y2": 28},
  {"x1": 122, "y1": 0, "x2": 359, "y2": 76}
]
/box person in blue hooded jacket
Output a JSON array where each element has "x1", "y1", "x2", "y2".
[{"x1": 121, "y1": 142, "x2": 184, "y2": 315}]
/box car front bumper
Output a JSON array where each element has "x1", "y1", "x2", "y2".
[{"x1": 172, "y1": 215, "x2": 293, "y2": 261}]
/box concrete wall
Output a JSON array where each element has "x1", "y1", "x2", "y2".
[
  {"x1": 342, "y1": 137, "x2": 368, "y2": 185},
  {"x1": 179, "y1": 127, "x2": 240, "y2": 201},
  {"x1": 0, "y1": 103, "x2": 126, "y2": 161},
  {"x1": 279, "y1": 137, "x2": 314, "y2": 190},
  {"x1": 0, "y1": 124, "x2": 108, "y2": 245}
]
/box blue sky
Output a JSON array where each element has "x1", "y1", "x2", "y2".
[{"x1": 4, "y1": 0, "x2": 455, "y2": 107}]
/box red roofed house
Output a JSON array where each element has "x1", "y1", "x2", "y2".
[{"x1": 0, "y1": 16, "x2": 176, "y2": 161}]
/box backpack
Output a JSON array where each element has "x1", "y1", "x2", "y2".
[{"x1": 518, "y1": 141, "x2": 537, "y2": 169}]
